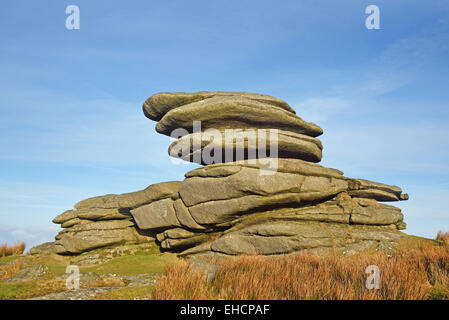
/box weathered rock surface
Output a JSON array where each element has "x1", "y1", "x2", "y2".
[
  {"x1": 7, "y1": 264, "x2": 50, "y2": 282},
  {"x1": 155, "y1": 96, "x2": 323, "y2": 137},
  {"x1": 143, "y1": 91, "x2": 297, "y2": 121},
  {"x1": 210, "y1": 222, "x2": 403, "y2": 256},
  {"x1": 169, "y1": 129, "x2": 323, "y2": 164},
  {"x1": 131, "y1": 198, "x2": 182, "y2": 231},
  {"x1": 51, "y1": 182, "x2": 181, "y2": 254},
  {"x1": 127, "y1": 157, "x2": 408, "y2": 257},
  {"x1": 55, "y1": 220, "x2": 153, "y2": 254},
  {"x1": 29, "y1": 242, "x2": 65, "y2": 255},
  {"x1": 44, "y1": 91, "x2": 410, "y2": 259},
  {"x1": 150, "y1": 159, "x2": 407, "y2": 229}
]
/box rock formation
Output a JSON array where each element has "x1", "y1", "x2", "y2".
[
  {"x1": 49, "y1": 182, "x2": 180, "y2": 254},
  {"x1": 38, "y1": 91, "x2": 409, "y2": 260}
]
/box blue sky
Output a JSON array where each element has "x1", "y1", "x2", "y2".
[{"x1": 1, "y1": 0, "x2": 448, "y2": 250}]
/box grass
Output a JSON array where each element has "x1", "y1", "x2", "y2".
[
  {"x1": 0, "y1": 245, "x2": 178, "y2": 299},
  {"x1": 0, "y1": 242, "x2": 25, "y2": 257},
  {"x1": 0, "y1": 281, "x2": 36, "y2": 300},
  {"x1": 0, "y1": 275, "x2": 126, "y2": 300},
  {"x1": 437, "y1": 231, "x2": 449, "y2": 246},
  {"x1": 79, "y1": 252, "x2": 179, "y2": 276},
  {"x1": 0, "y1": 260, "x2": 24, "y2": 281},
  {"x1": 151, "y1": 232, "x2": 449, "y2": 300},
  {"x1": 1, "y1": 232, "x2": 448, "y2": 300}
]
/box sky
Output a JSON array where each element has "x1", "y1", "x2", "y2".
[{"x1": 0, "y1": 0, "x2": 448, "y2": 250}]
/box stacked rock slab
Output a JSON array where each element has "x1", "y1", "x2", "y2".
[
  {"x1": 43, "y1": 91, "x2": 409, "y2": 259},
  {"x1": 50, "y1": 182, "x2": 180, "y2": 254},
  {"x1": 131, "y1": 91, "x2": 409, "y2": 259}
]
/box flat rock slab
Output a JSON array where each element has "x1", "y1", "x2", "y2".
[
  {"x1": 53, "y1": 181, "x2": 181, "y2": 224},
  {"x1": 155, "y1": 95, "x2": 323, "y2": 137},
  {"x1": 51, "y1": 181, "x2": 181, "y2": 254},
  {"x1": 131, "y1": 198, "x2": 182, "y2": 231},
  {"x1": 29, "y1": 242, "x2": 65, "y2": 255},
  {"x1": 169, "y1": 129, "x2": 323, "y2": 164},
  {"x1": 180, "y1": 221, "x2": 404, "y2": 257},
  {"x1": 55, "y1": 220, "x2": 154, "y2": 254},
  {"x1": 7, "y1": 264, "x2": 50, "y2": 282},
  {"x1": 143, "y1": 91, "x2": 297, "y2": 121},
  {"x1": 131, "y1": 159, "x2": 408, "y2": 233}
]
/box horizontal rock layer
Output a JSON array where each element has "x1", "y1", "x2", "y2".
[
  {"x1": 44, "y1": 91, "x2": 410, "y2": 258},
  {"x1": 169, "y1": 129, "x2": 323, "y2": 164},
  {"x1": 153, "y1": 95, "x2": 323, "y2": 137},
  {"x1": 126, "y1": 159, "x2": 408, "y2": 257},
  {"x1": 50, "y1": 161, "x2": 408, "y2": 257},
  {"x1": 143, "y1": 91, "x2": 297, "y2": 121},
  {"x1": 55, "y1": 220, "x2": 152, "y2": 254},
  {"x1": 51, "y1": 181, "x2": 180, "y2": 254},
  {"x1": 179, "y1": 222, "x2": 404, "y2": 259}
]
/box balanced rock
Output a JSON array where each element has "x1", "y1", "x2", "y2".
[{"x1": 42, "y1": 91, "x2": 410, "y2": 260}]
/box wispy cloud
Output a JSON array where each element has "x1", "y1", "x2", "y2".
[
  {"x1": 293, "y1": 97, "x2": 353, "y2": 123},
  {"x1": 287, "y1": 20, "x2": 449, "y2": 233},
  {"x1": 0, "y1": 223, "x2": 60, "y2": 251}
]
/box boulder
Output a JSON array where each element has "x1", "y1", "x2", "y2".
[
  {"x1": 185, "y1": 158, "x2": 344, "y2": 179},
  {"x1": 173, "y1": 199, "x2": 206, "y2": 231},
  {"x1": 180, "y1": 221, "x2": 404, "y2": 257},
  {"x1": 143, "y1": 91, "x2": 297, "y2": 121},
  {"x1": 29, "y1": 242, "x2": 66, "y2": 255},
  {"x1": 221, "y1": 193, "x2": 404, "y2": 232},
  {"x1": 50, "y1": 182, "x2": 181, "y2": 254},
  {"x1": 74, "y1": 181, "x2": 181, "y2": 210},
  {"x1": 156, "y1": 228, "x2": 214, "y2": 250},
  {"x1": 130, "y1": 159, "x2": 407, "y2": 231},
  {"x1": 42, "y1": 91, "x2": 411, "y2": 259},
  {"x1": 155, "y1": 96, "x2": 323, "y2": 137},
  {"x1": 179, "y1": 162, "x2": 348, "y2": 207},
  {"x1": 52, "y1": 210, "x2": 78, "y2": 224},
  {"x1": 54, "y1": 220, "x2": 153, "y2": 254},
  {"x1": 7, "y1": 265, "x2": 50, "y2": 282},
  {"x1": 131, "y1": 198, "x2": 182, "y2": 230},
  {"x1": 168, "y1": 129, "x2": 323, "y2": 164}
]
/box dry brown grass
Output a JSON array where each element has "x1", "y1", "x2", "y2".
[
  {"x1": 152, "y1": 260, "x2": 213, "y2": 299},
  {"x1": 0, "y1": 242, "x2": 26, "y2": 257},
  {"x1": 437, "y1": 231, "x2": 449, "y2": 246},
  {"x1": 0, "y1": 274, "x2": 127, "y2": 300},
  {"x1": 151, "y1": 235, "x2": 449, "y2": 300},
  {"x1": 0, "y1": 261, "x2": 24, "y2": 281}
]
